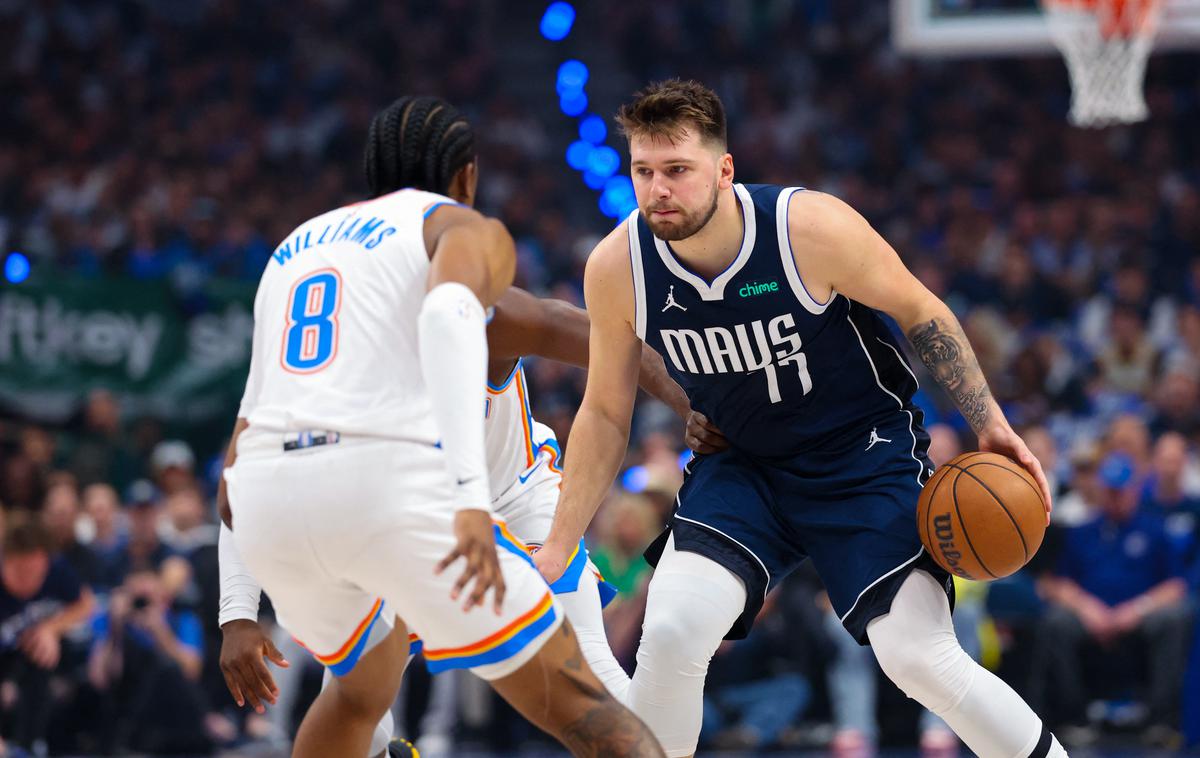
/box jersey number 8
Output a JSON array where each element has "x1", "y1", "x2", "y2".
[{"x1": 281, "y1": 268, "x2": 342, "y2": 373}]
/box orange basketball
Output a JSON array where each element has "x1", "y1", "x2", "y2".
[{"x1": 917, "y1": 452, "x2": 1047, "y2": 581}]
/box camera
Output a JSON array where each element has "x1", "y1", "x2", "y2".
[{"x1": 131, "y1": 595, "x2": 151, "y2": 611}]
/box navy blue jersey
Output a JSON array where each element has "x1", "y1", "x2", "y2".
[{"x1": 630, "y1": 183, "x2": 919, "y2": 462}]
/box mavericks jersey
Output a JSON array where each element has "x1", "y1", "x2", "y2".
[
  {"x1": 629, "y1": 183, "x2": 920, "y2": 461},
  {"x1": 239, "y1": 189, "x2": 461, "y2": 444},
  {"x1": 484, "y1": 358, "x2": 561, "y2": 504}
]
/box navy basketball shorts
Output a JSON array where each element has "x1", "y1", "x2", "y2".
[{"x1": 646, "y1": 411, "x2": 954, "y2": 645}]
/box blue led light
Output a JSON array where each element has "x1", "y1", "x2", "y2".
[
  {"x1": 559, "y1": 91, "x2": 588, "y2": 117},
  {"x1": 586, "y1": 145, "x2": 620, "y2": 178},
  {"x1": 4, "y1": 252, "x2": 30, "y2": 284},
  {"x1": 578, "y1": 115, "x2": 607, "y2": 145},
  {"x1": 539, "y1": 2, "x2": 575, "y2": 41},
  {"x1": 566, "y1": 140, "x2": 593, "y2": 170},
  {"x1": 598, "y1": 193, "x2": 619, "y2": 218},
  {"x1": 621, "y1": 465, "x2": 649, "y2": 493},
  {"x1": 582, "y1": 170, "x2": 606, "y2": 190},
  {"x1": 556, "y1": 60, "x2": 589, "y2": 94}
]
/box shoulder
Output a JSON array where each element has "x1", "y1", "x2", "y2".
[
  {"x1": 786, "y1": 191, "x2": 867, "y2": 245},
  {"x1": 585, "y1": 218, "x2": 635, "y2": 281}
]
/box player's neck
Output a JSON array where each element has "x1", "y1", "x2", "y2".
[{"x1": 668, "y1": 187, "x2": 744, "y2": 279}]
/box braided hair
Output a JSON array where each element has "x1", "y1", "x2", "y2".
[{"x1": 363, "y1": 95, "x2": 476, "y2": 198}]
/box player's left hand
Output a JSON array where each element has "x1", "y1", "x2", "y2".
[
  {"x1": 977, "y1": 424, "x2": 1053, "y2": 524},
  {"x1": 437, "y1": 509, "x2": 507, "y2": 614},
  {"x1": 685, "y1": 410, "x2": 729, "y2": 455}
]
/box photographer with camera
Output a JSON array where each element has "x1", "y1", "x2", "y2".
[{"x1": 88, "y1": 567, "x2": 209, "y2": 753}]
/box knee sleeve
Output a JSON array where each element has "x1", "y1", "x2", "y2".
[
  {"x1": 868, "y1": 571, "x2": 974, "y2": 714},
  {"x1": 628, "y1": 536, "x2": 746, "y2": 757}
]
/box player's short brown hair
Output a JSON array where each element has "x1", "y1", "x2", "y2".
[
  {"x1": 615, "y1": 79, "x2": 727, "y2": 149},
  {"x1": 2, "y1": 513, "x2": 52, "y2": 557}
]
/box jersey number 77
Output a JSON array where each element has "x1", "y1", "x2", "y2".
[{"x1": 281, "y1": 268, "x2": 342, "y2": 374}]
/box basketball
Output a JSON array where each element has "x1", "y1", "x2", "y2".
[{"x1": 917, "y1": 452, "x2": 1047, "y2": 581}]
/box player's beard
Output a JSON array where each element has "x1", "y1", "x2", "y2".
[{"x1": 644, "y1": 184, "x2": 720, "y2": 241}]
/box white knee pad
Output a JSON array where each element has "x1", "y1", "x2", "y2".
[
  {"x1": 868, "y1": 571, "x2": 974, "y2": 714},
  {"x1": 628, "y1": 536, "x2": 747, "y2": 757}
]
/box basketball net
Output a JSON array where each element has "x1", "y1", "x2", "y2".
[{"x1": 1041, "y1": 0, "x2": 1164, "y2": 127}]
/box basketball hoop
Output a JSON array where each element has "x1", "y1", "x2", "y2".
[{"x1": 1041, "y1": 0, "x2": 1164, "y2": 127}]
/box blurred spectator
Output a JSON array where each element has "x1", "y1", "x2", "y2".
[
  {"x1": 80, "y1": 483, "x2": 128, "y2": 593},
  {"x1": 88, "y1": 568, "x2": 210, "y2": 754},
  {"x1": 151, "y1": 440, "x2": 198, "y2": 497},
  {"x1": 40, "y1": 480, "x2": 102, "y2": 588},
  {"x1": 927, "y1": 423, "x2": 963, "y2": 467},
  {"x1": 700, "y1": 590, "x2": 812, "y2": 751},
  {"x1": 66, "y1": 389, "x2": 141, "y2": 490},
  {"x1": 1036, "y1": 453, "x2": 1192, "y2": 746},
  {"x1": 1141, "y1": 432, "x2": 1200, "y2": 565},
  {"x1": 1094, "y1": 305, "x2": 1164, "y2": 398},
  {"x1": 0, "y1": 516, "x2": 94, "y2": 752},
  {"x1": 161, "y1": 486, "x2": 217, "y2": 556},
  {"x1": 590, "y1": 492, "x2": 659, "y2": 596},
  {"x1": 1149, "y1": 366, "x2": 1200, "y2": 440}
]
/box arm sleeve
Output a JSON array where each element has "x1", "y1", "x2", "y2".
[
  {"x1": 218, "y1": 522, "x2": 262, "y2": 626},
  {"x1": 417, "y1": 282, "x2": 492, "y2": 512}
]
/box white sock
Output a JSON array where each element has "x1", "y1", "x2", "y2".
[
  {"x1": 626, "y1": 535, "x2": 747, "y2": 758},
  {"x1": 868, "y1": 571, "x2": 1063, "y2": 758},
  {"x1": 555, "y1": 569, "x2": 632, "y2": 701}
]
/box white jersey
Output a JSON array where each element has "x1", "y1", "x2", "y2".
[
  {"x1": 485, "y1": 358, "x2": 561, "y2": 506},
  {"x1": 239, "y1": 189, "x2": 459, "y2": 443}
]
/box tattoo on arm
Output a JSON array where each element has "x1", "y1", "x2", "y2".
[{"x1": 907, "y1": 317, "x2": 993, "y2": 433}]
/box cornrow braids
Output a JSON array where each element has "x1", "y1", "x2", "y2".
[{"x1": 363, "y1": 95, "x2": 477, "y2": 198}]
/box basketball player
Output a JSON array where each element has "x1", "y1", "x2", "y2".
[
  {"x1": 220, "y1": 94, "x2": 663, "y2": 758},
  {"x1": 533, "y1": 80, "x2": 1066, "y2": 758},
  {"x1": 217, "y1": 284, "x2": 689, "y2": 753}
]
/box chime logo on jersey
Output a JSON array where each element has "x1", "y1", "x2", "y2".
[{"x1": 658, "y1": 312, "x2": 813, "y2": 403}]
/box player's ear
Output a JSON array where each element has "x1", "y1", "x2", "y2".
[
  {"x1": 449, "y1": 159, "x2": 479, "y2": 207},
  {"x1": 717, "y1": 152, "x2": 734, "y2": 190}
]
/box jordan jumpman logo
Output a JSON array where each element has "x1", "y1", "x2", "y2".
[
  {"x1": 662, "y1": 285, "x2": 687, "y2": 312},
  {"x1": 866, "y1": 427, "x2": 892, "y2": 451}
]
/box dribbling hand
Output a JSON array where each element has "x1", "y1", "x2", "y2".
[
  {"x1": 977, "y1": 424, "x2": 1053, "y2": 525},
  {"x1": 436, "y1": 510, "x2": 506, "y2": 614},
  {"x1": 219, "y1": 619, "x2": 289, "y2": 713}
]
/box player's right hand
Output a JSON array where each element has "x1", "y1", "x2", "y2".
[
  {"x1": 685, "y1": 410, "x2": 729, "y2": 455},
  {"x1": 437, "y1": 510, "x2": 507, "y2": 614},
  {"x1": 219, "y1": 619, "x2": 289, "y2": 713}
]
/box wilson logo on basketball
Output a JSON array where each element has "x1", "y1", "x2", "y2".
[{"x1": 932, "y1": 513, "x2": 968, "y2": 578}]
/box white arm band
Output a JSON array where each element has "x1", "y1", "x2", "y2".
[
  {"x1": 418, "y1": 282, "x2": 492, "y2": 512},
  {"x1": 218, "y1": 522, "x2": 262, "y2": 626}
]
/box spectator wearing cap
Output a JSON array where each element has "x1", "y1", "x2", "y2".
[
  {"x1": 1036, "y1": 453, "x2": 1192, "y2": 745},
  {"x1": 122, "y1": 480, "x2": 173, "y2": 578},
  {"x1": 0, "y1": 516, "x2": 95, "y2": 752},
  {"x1": 150, "y1": 440, "x2": 197, "y2": 497}
]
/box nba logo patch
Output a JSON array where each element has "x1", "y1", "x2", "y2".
[{"x1": 484, "y1": 397, "x2": 492, "y2": 419}]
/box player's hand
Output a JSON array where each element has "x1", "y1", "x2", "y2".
[
  {"x1": 684, "y1": 410, "x2": 729, "y2": 455},
  {"x1": 436, "y1": 509, "x2": 506, "y2": 614},
  {"x1": 977, "y1": 424, "x2": 1053, "y2": 524},
  {"x1": 532, "y1": 541, "x2": 571, "y2": 584},
  {"x1": 220, "y1": 619, "x2": 289, "y2": 713},
  {"x1": 19, "y1": 624, "x2": 61, "y2": 670}
]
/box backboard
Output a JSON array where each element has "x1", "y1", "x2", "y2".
[{"x1": 892, "y1": 0, "x2": 1200, "y2": 56}]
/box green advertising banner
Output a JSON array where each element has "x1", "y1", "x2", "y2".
[{"x1": 0, "y1": 277, "x2": 255, "y2": 425}]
